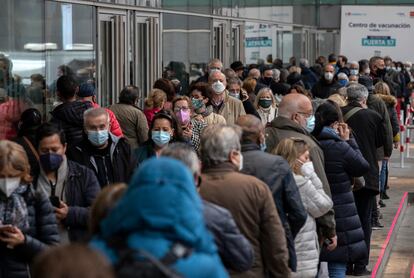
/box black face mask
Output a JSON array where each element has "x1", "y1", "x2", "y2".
[
  {"x1": 377, "y1": 68, "x2": 387, "y2": 76},
  {"x1": 263, "y1": 77, "x2": 273, "y2": 85}
]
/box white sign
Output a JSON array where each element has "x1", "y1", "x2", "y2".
[{"x1": 340, "y1": 6, "x2": 414, "y2": 62}]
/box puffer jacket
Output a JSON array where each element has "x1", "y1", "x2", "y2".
[
  {"x1": 203, "y1": 201, "x2": 254, "y2": 272},
  {"x1": 317, "y1": 128, "x2": 370, "y2": 263},
  {"x1": 378, "y1": 94, "x2": 399, "y2": 138},
  {"x1": 90, "y1": 102, "x2": 123, "y2": 138},
  {"x1": 292, "y1": 163, "x2": 332, "y2": 278},
  {"x1": 50, "y1": 100, "x2": 92, "y2": 146},
  {"x1": 0, "y1": 186, "x2": 60, "y2": 278},
  {"x1": 91, "y1": 157, "x2": 229, "y2": 278}
]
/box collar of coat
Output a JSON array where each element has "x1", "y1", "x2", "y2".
[{"x1": 202, "y1": 162, "x2": 238, "y2": 174}]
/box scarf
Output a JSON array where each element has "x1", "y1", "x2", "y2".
[
  {"x1": 198, "y1": 105, "x2": 214, "y2": 118},
  {"x1": 0, "y1": 185, "x2": 29, "y2": 230},
  {"x1": 37, "y1": 156, "x2": 68, "y2": 202}
]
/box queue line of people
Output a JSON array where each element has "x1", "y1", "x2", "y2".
[{"x1": 0, "y1": 54, "x2": 409, "y2": 278}]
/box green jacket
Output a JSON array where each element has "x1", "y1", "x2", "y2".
[{"x1": 265, "y1": 116, "x2": 336, "y2": 238}]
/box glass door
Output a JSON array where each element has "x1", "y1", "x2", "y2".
[
  {"x1": 213, "y1": 20, "x2": 229, "y2": 67},
  {"x1": 231, "y1": 21, "x2": 245, "y2": 63},
  {"x1": 97, "y1": 9, "x2": 128, "y2": 107},
  {"x1": 133, "y1": 13, "x2": 160, "y2": 107}
]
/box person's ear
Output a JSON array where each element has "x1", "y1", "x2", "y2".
[
  {"x1": 229, "y1": 149, "x2": 240, "y2": 167},
  {"x1": 62, "y1": 143, "x2": 67, "y2": 154},
  {"x1": 170, "y1": 128, "x2": 175, "y2": 137}
]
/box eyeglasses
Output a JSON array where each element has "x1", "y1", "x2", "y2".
[{"x1": 174, "y1": 107, "x2": 190, "y2": 112}]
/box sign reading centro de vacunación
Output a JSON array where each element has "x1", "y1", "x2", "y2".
[{"x1": 340, "y1": 6, "x2": 414, "y2": 62}]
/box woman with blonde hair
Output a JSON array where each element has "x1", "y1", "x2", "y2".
[
  {"x1": 0, "y1": 140, "x2": 59, "y2": 278},
  {"x1": 254, "y1": 87, "x2": 278, "y2": 126},
  {"x1": 273, "y1": 137, "x2": 332, "y2": 278},
  {"x1": 144, "y1": 88, "x2": 167, "y2": 127}
]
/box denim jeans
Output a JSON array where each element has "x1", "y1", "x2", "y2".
[{"x1": 328, "y1": 262, "x2": 347, "y2": 278}]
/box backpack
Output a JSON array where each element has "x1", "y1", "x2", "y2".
[{"x1": 108, "y1": 237, "x2": 192, "y2": 278}]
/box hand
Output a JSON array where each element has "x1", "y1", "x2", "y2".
[
  {"x1": 393, "y1": 142, "x2": 399, "y2": 149},
  {"x1": 241, "y1": 91, "x2": 249, "y2": 102},
  {"x1": 182, "y1": 126, "x2": 193, "y2": 140},
  {"x1": 0, "y1": 226, "x2": 25, "y2": 248},
  {"x1": 294, "y1": 159, "x2": 304, "y2": 174},
  {"x1": 338, "y1": 123, "x2": 350, "y2": 141},
  {"x1": 55, "y1": 201, "x2": 69, "y2": 220},
  {"x1": 326, "y1": 235, "x2": 337, "y2": 251},
  {"x1": 383, "y1": 156, "x2": 390, "y2": 161}
]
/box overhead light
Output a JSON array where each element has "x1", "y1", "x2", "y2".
[
  {"x1": 66, "y1": 44, "x2": 94, "y2": 51},
  {"x1": 24, "y1": 43, "x2": 58, "y2": 51}
]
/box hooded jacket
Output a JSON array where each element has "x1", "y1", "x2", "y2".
[
  {"x1": 241, "y1": 142, "x2": 307, "y2": 271},
  {"x1": 50, "y1": 100, "x2": 92, "y2": 147},
  {"x1": 200, "y1": 163, "x2": 290, "y2": 278},
  {"x1": 316, "y1": 128, "x2": 369, "y2": 263},
  {"x1": 293, "y1": 163, "x2": 332, "y2": 278},
  {"x1": 265, "y1": 116, "x2": 336, "y2": 239},
  {"x1": 67, "y1": 133, "x2": 136, "y2": 187},
  {"x1": 90, "y1": 157, "x2": 229, "y2": 278}
]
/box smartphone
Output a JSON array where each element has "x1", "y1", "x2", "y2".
[
  {"x1": 323, "y1": 238, "x2": 333, "y2": 247},
  {"x1": 49, "y1": 196, "x2": 60, "y2": 208}
]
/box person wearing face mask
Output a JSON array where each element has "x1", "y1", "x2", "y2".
[
  {"x1": 311, "y1": 64, "x2": 341, "y2": 99},
  {"x1": 237, "y1": 115, "x2": 307, "y2": 273},
  {"x1": 195, "y1": 58, "x2": 224, "y2": 84},
  {"x1": 254, "y1": 87, "x2": 278, "y2": 126},
  {"x1": 0, "y1": 140, "x2": 59, "y2": 278},
  {"x1": 337, "y1": 73, "x2": 349, "y2": 88},
  {"x1": 340, "y1": 84, "x2": 386, "y2": 275},
  {"x1": 189, "y1": 82, "x2": 227, "y2": 125},
  {"x1": 209, "y1": 70, "x2": 246, "y2": 125},
  {"x1": 369, "y1": 56, "x2": 401, "y2": 98},
  {"x1": 312, "y1": 100, "x2": 370, "y2": 277},
  {"x1": 134, "y1": 110, "x2": 186, "y2": 164},
  {"x1": 265, "y1": 93, "x2": 338, "y2": 254},
  {"x1": 227, "y1": 77, "x2": 260, "y2": 119},
  {"x1": 274, "y1": 138, "x2": 333, "y2": 278},
  {"x1": 349, "y1": 61, "x2": 360, "y2": 77},
  {"x1": 172, "y1": 96, "x2": 206, "y2": 151},
  {"x1": 67, "y1": 108, "x2": 136, "y2": 188},
  {"x1": 199, "y1": 124, "x2": 291, "y2": 277},
  {"x1": 35, "y1": 123, "x2": 100, "y2": 242}
]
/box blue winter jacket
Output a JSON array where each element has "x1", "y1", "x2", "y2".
[
  {"x1": 317, "y1": 128, "x2": 370, "y2": 263},
  {"x1": 91, "y1": 157, "x2": 229, "y2": 278}
]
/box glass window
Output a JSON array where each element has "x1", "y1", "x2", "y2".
[
  {"x1": 0, "y1": 0, "x2": 45, "y2": 139},
  {"x1": 162, "y1": 14, "x2": 211, "y2": 94},
  {"x1": 245, "y1": 22, "x2": 278, "y2": 65},
  {"x1": 45, "y1": 2, "x2": 96, "y2": 115}
]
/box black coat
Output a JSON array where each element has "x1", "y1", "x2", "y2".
[
  {"x1": 50, "y1": 101, "x2": 92, "y2": 147},
  {"x1": 317, "y1": 129, "x2": 370, "y2": 263},
  {"x1": 60, "y1": 160, "x2": 101, "y2": 241},
  {"x1": 301, "y1": 67, "x2": 319, "y2": 90},
  {"x1": 0, "y1": 187, "x2": 59, "y2": 278},
  {"x1": 241, "y1": 142, "x2": 307, "y2": 271},
  {"x1": 67, "y1": 134, "x2": 136, "y2": 187},
  {"x1": 13, "y1": 136, "x2": 40, "y2": 178},
  {"x1": 342, "y1": 103, "x2": 384, "y2": 194},
  {"x1": 270, "y1": 82, "x2": 290, "y2": 96},
  {"x1": 311, "y1": 79, "x2": 341, "y2": 99},
  {"x1": 203, "y1": 201, "x2": 254, "y2": 272},
  {"x1": 242, "y1": 100, "x2": 261, "y2": 120}
]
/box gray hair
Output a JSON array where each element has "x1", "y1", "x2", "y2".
[
  {"x1": 161, "y1": 143, "x2": 200, "y2": 175},
  {"x1": 346, "y1": 83, "x2": 369, "y2": 102},
  {"x1": 337, "y1": 72, "x2": 349, "y2": 81},
  {"x1": 299, "y1": 58, "x2": 309, "y2": 68},
  {"x1": 209, "y1": 69, "x2": 225, "y2": 80},
  {"x1": 83, "y1": 107, "x2": 109, "y2": 124},
  {"x1": 208, "y1": 58, "x2": 223, "y2": 70},
  {"x1": 227, "y1": 77, "x2": 242, "y2": 86},
  {"x1": 200, "y1": 125, "x2": 241, "y2": 167},
  {"x1": 272, "y1": 69, "x2": 281, "y2": 82},
  {"x1": 350, "y1": 61, "x2": 359, "y2": 68}
]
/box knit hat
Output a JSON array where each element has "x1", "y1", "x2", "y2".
[{"x1": 78, "y1": 83, "x2": 96, "y2": 97}]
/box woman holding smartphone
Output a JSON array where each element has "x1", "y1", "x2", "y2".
[{"x1": 0, "y1": 140, "x2": 59, "y2": 278}]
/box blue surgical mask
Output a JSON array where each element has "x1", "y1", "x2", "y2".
[
  {"x1": 229, "y1": 91, "x2": 240, "y2": 99},
  {"x1": 306, "y1": 115, "x2": 315, "y2": 133},
  {"x1": 87, "y1": 130, "x2": 109, "y2": 146},
  {"x1": 152, "y1": 131, "x2": 171, "y2": 147}
]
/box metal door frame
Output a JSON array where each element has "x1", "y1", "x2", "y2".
[
  {"x1": 230, "y1": 21, "x2": 245, "y2": 64},
  {"x1": 212, "y1": 20, "x2": 230, "y2": 67}
]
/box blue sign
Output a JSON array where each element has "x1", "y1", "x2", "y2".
[
  {"x1": 362, "y1": 36, "x2": 396, "y2": 47},
  {"x1": 246, "y1": 37, "x2": 272, "y2": 48}
]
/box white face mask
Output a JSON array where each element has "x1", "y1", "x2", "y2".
[
  {"x1": 0, "y1": 177, "x2": 21, "y2": 197},
  {"x1": 324, "y1": 72, "x2": 334, "y2": 81},
  {"x1": 212, "y1": 81, "x2": 226, "y2": 94}
]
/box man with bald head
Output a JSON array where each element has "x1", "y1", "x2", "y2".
[
  {"x1": 265, "y1": 93, "x2": 337, "y2": 249},
  {"x1": 209, "y1": 70, "x2": 245, "y2": 125},
  {"x1": 311, "y1": 64, "x2": 341, "y2": 99},
  {"x1": 237, "y1": 114, "x2": 307, "y2": 272}
]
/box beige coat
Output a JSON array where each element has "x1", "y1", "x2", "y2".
[
  {"x1": 217, "y1": 91, "x2": 246, "y2": 125},
  {"x1": 108, "y1": 103, "x2": 149, "y2": 150},
  {"x1": 200, "y1": 163, "x2": 291, "y2": 278}
]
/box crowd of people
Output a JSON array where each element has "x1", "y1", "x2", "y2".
[{"x1": 0, "y1": 53, "x2": 413, "y2": 278}]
